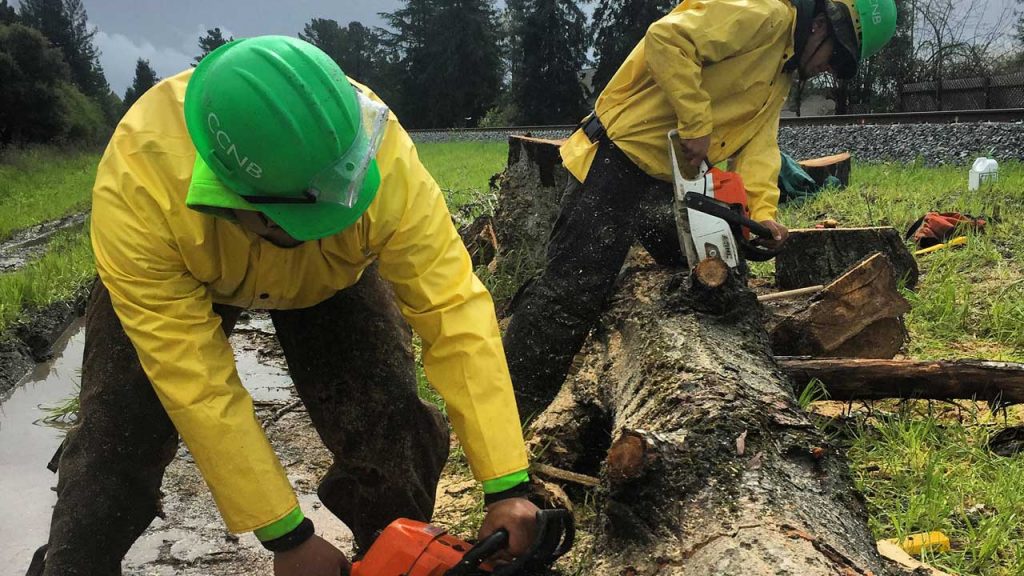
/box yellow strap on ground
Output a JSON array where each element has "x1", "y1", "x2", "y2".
[{"x1": 915, "y1": 236, "x2": 968, "y2": 256}]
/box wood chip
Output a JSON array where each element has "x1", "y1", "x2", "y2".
[
  {"x1": 736, "y1": 430, "x2": 747, "y2": 456},
  {"x1": 876, "y1": 540, "x2": 952, "y2": 576}
]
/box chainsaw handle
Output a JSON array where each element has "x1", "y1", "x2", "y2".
[
  {"x1": 683, "y1": 192, "x2": 771, "y2": 240},
  {"x1": 492, "y1": 509, "x2": 575, "y2": 576},
  {"x1": 445, "y1": 530, "x2": 509, "y2": 576},
  {"x1": 444, "y1": 509, "x2": 575, "y2": 576},
  {"x1": 739, "y1": 237, "x2": 784, "y2": 262}
]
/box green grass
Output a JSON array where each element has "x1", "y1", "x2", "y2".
[
  {"x1": 765, "y1": 161, "x2": 1024, "y2": 362},
  {"x1": 0, "y1": 147, "x2": 99, "y2": 241},
  {"x1": 771, "y1": 160, "x2": 1024, "y2": 573},
  {"x1": 417, "y1": 141, "x2": 507, "y2": 217},
  {"x1": 0, "y1": 228, "x2": 94, "y2": 334},
  {"x1": 847, "y1": 406, "x2": 1024, "y2": 575}
]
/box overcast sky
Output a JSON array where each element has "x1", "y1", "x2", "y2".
[{"x1": 12, "y1": 0, "x2": 1021, "y2": 96}]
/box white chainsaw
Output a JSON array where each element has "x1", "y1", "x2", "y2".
[{"x1": 668, "y1": 130, "x2": 780, "y2": 271}]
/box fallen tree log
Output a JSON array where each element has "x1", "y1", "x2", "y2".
[
  {"x1": 523, "y1": 259, "x2": 886, "y2": 574},
  {"x1": 486, "y1": 136, "x2": 889, "y2": 573},
  {"x1": 775, "y1": 227, "x2": 919, "y2": 290},
  {"x1": 779, "y1": 357, "x2": 1024, "y2": 404}
]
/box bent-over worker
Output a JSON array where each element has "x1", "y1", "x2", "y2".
[{"x1": 30, "y1": 36, "x2": 538, "y2": 576}]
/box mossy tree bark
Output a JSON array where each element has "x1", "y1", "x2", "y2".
[
  {"x1": 525, "y1": 259, "x2": 887, "y2": 575},
  {"x1": 489, "y1": 136, "x2": 891, "y2": 574}
]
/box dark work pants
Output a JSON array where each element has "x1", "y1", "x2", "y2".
[
  {"x1": 503, "y1": 138, "x2": 683, "y2": 418},
  {"x1": 36, "y1": 265, "x2": 449, "y2": 576}
]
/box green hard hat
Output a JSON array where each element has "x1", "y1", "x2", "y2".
[
  {"x1": 184, "y1": 35, "x2": 384, "y2": 241},
  {"x1": 827, "y1": 0, "x2": 898, "y2": 72}
]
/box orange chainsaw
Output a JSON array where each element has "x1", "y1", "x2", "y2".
[
  {"x1": 350, "y1": 509, "x2": 574, "y2": 576},
  {"x1": 667, "y1": 130, "x2": 781, "y2": 270}
]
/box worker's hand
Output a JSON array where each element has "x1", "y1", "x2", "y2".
[
  {"x1": 677, "y1": 134, "x2": 711, "y2": 169},
  {"x1": 478, "y1": 497, "x2": 541, "y2": 560},
  {"x1": 756, "y1": 220, "x2": 789, "y2": 249},
  {"x1": 273, "y1": 534, "x2": 350, "y2": 576}
]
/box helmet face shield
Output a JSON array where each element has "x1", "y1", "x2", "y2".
[
  {"x1": 825, "y1": 1, "x2": 861, "y2": 79},
  {"x1": 185, "y1": 36, "x2": 388, "y2": 240},
  {"x1": 307, "y1": 91, "x2": 390, "y2": 208}
]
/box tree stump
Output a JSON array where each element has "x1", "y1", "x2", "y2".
[
  {"x1": 490, "y1": 136, "x2": 569, "y2": 288},
  {"x1": 526, "y1": 258, "x2": 886, "y2": 574},
  {"x1": 799, "y1": 152, "x2": 852, "y2": 188},
  {"x1": 769, "y1": 253, "x2": 910, "y2": 358},
  {"x1": 775, "y1": 227, "x2": 919, "y2": 290}
]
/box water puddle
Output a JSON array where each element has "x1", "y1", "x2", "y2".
[
  {"x1": 0, "y1": 312, "x2": 300, "y2": 574},
  {"x1": 0, "y1": 320, "x2": 82, "y2": 574}
]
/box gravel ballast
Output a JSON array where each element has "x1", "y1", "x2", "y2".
[{"x1": 411, "y1": 121, "x2": 1024, "y2": 165}]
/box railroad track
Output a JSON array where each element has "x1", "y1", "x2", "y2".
[{"x1": 407, "y1": 108, "x2": 1023, "y2": 135}]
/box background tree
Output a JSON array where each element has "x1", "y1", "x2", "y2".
[
  {"x1": 122, "y1": 58, "x2": 158, "y2": 112},
  {"x1": 506, "y1": 0, "x2": 589, "y2": 124},
  {"x1": 1015, "y1": 0, "x2": 1024, "y2": 54},
  {"x1": 0, "y1": 0, "x2": 17, "y2": 24},
  {"x1": 298, "y1": 18, "x2": 398, "y2": 100},
  {"x1": 380, "y1": 0, "x2": 503, "y2": 128},
  {"x1": 193, "y1": 27, "x2": 232, "y2": 66},
  {"x1": 0, "y1": 23, "x2": 104, "y2": 145},
  {"x1": 590, "y1": 0, "x2": 675, "y2": 92},
  {"x1": 18, "y1": 0, "x2": 108, "y2": 98}
]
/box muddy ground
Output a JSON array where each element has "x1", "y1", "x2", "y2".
[
  {"x1": 0, "y1": 212, "x2": 91, "y2": 398},
  {"x1": 0, "y1": 212, "x2": 88, "y2": 274},
  {"x1": 1, "y1": 311, "x2": 485, "y2": 576}
]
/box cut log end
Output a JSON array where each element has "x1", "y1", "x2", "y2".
[
  {"x1": 606, "y1": 430, "x2": 649, "y2": 485},
  {"x1": 692, "y1": 257, "x2": 730, "y2": 289}
]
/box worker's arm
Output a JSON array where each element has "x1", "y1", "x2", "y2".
[
  {"x1": 91, "y1": 135, "x2": 299, "y2": 538},
  {"x1": 732, "y1": 106, "x2": 783, "y2": 223},
  {"x1": 374, "y1": 131, "x2": 529, "y2": 492},
  {"x1": 645, "y1": 0, "x2": 792, "y2": 139}
]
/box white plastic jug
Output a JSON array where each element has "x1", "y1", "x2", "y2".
[{"x1": 969, "y1": 157, "x2": 999, "y2": 191}]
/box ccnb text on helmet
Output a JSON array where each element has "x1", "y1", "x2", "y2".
[{"x1": 207, "y1": 113, "x2": 263, "y2": 179}]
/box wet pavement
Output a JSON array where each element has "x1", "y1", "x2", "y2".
[{"x1": 0, "y1": 312, "x2": 354, "y2": 575}]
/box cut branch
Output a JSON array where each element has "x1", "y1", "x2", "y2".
[
  {"x1": 779, "y1": 357, "x2": 1024, "y2": 404},
  {"x1": 531, "y1": 462, "x2": 601, "y2": 488}
]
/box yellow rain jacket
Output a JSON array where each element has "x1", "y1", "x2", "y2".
[
  {"x1": 91, "y1": 69, "x2": 529, "y2": 534},
  {"x1": 560, "y1": 0, "x2": 797, "y2": 222}
]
